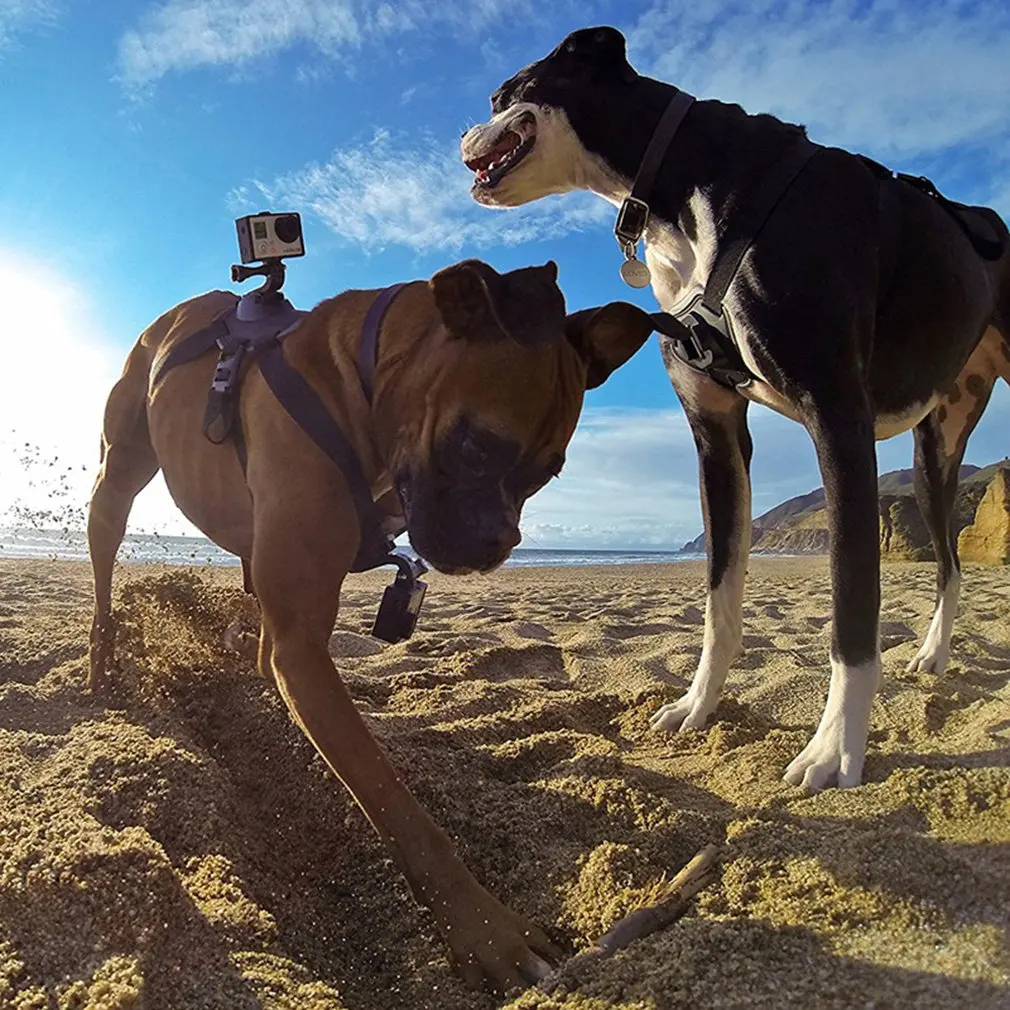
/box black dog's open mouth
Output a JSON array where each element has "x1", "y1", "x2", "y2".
[{"x1": 465, "y1": 112, "x2": 536, "y2": 189}]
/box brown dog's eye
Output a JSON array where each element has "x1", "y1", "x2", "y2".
[
  {"x1": 460, "y1": 433, "x2": 490, "y2": 474},
  {"x1": 507, "y1": 453, "x2": 565, "y2": 499}
]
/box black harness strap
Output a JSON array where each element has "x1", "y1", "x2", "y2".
[
  {"x1": 700, "y1": 137, "x2": 819, "y2": 315},
  {"x1": 857, "y1": 155, "x2": 904, "y2": 313},
  {"x1": 657, "y1": 137, "x2": 820, "y2": 390},
  {"x1": 614, "y1": 88, "x2": 822, "y2": 391},
  {"x1": 623, "y1": 91, "x2": 1005, "y2": 393},
  {"x1": 896, "y1": 173, "x2": 1005, "y2": 262}
]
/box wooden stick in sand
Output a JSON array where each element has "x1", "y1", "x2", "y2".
[{"x1": 539, "y1": 844, "x2": 720, "y2": 993}]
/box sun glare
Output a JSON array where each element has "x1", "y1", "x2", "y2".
[{"x1": 0, "y1": 252, "x2": 193, "y2": 537}]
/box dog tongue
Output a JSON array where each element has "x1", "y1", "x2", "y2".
[{"x1": 466, "y1": 131, "x2": 520, "y2": 172}]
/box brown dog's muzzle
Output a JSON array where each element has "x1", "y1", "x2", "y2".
[{"x1": 398, "y1": 474, "x2": 521, "y2": 574}]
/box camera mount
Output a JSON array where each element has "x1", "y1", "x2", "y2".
[{"x1": 230, "y1": 259, "x2": 291, "y2": 323}]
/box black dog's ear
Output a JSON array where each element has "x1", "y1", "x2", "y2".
[
  {"x1": 430, "y1": 260, "x2": 566, "y2": 348},
  {"x1": 565, "y1": 302, "x2": 654, "y2": 388}
]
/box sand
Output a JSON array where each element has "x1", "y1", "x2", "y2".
[{"x1": 0, "y1": 555, "x2": 1007, "y2": 1010}]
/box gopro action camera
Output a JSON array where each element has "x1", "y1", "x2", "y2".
[{"x1": 235, "y1": 212, "x2": 305, "y2": 264}]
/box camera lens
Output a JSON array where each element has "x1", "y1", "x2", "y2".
[{"x1": 274, "y1": 214, "x2": 301, "y2": 244}]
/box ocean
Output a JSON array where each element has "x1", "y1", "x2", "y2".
[{"x1": 0, "y1": 528, "x2": 699, "y2": 569}]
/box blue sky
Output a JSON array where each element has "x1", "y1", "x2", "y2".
[{"x1": 1, "y1": 0, "x2": 1008, "y2": 550}]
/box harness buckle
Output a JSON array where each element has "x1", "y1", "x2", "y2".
[
  {"x1": 614, "y1": 196, "x2": 650, "y2": 247},
  {"x1": 676, "y1": 325, "x2": 715, "y2": 371},
  {"x1": 210, "y1": 343, "x2": 247, "y2": 394}
]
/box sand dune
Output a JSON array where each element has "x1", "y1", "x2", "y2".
[{"x1": 0, "y1": 557, "x2": 1007, "y2": 1009}]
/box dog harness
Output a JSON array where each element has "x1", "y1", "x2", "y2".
[
  {"x1": 152, "y1": 284, "x2": 408, "y2": 572},
  {"x1": 616, "y1": 91, "x2": 1007, "y2": 392},
  {"x1": 614, "y1": 89, "x2": 820, "y2": 390}
]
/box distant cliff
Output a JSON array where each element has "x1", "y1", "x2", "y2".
[{"x1": 679, "y1": 462, "x2": 1010, "y2": 561}]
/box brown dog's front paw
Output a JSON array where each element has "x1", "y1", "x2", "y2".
[
  {"x1": 222, "y1": 619, "x2": 259, "y2": 662},
  {"x1": 87, "y1": 613, "x2": 117, "y2": 693},
  {"x1": 442, "y1": 902, "x2": 562, "y2": 994}
]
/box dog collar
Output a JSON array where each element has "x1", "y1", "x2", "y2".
[{"x1": 614, "y1": 89, "x2": 696, "y2": 287}]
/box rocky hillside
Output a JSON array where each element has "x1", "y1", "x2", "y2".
[
  {"x1": 679, "y1": 461, "x2": 1010, "y2": 561},
  {"x1": 958, "y1": 467, "x2": 1010, "y2": 564}
]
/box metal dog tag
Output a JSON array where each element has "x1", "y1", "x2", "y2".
[{"x1": 620, "y1": 257, "x2": 652, "y2": 289}]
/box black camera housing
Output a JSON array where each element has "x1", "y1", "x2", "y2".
[{"x1": 372, "y1": 573, "x2": 428, "y2": 644}]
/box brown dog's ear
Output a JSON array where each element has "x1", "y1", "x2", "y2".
[
  {"x1": 565, "y1": 302, "x2": 655, "y2": 388},
  {"x1": 430, "y1": 259, "x2": 565, "y2": 347},
  {"x1": 429, "y1": 260, "x2": 509, "y2": 343}
]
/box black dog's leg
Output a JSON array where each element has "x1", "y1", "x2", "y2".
[
  {"x1": 907, "y1": 414, "x2": 964, "y2": 674},
  {"x1": 651, "y1": 389, "x2": 752, "y2": 732},
  {"x1": 908, "y1": 352, "x2": 999, "y2": 673},
  {"x1": 784, "y1": 395, "x2": 881, "y2": 790}
]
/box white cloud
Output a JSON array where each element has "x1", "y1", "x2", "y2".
[
  {"x1": 118, "y1": 0, "x2": 360, "y2": 87},
  {"x1": 0, "y1": 0, "x2": 57, "y2": 51},
  {"x1": 240, "y1": 128, "x2": 611, "y2": 254},
  {"x1": 628, "y1": 0, "x2": 1010, "y2": 161},
  {"x1": 117, "y1": 0, "x2": 546, "y2": 86}
]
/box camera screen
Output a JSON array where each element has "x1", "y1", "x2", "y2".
[{"x1": 253, "y1": 221, "x2": 268, "y2": 239}]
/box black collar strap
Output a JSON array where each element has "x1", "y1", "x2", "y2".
[{"x1": 614, "y1": 89, "x2": 696, "y2": 254}]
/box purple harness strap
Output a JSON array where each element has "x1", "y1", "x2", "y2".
[
  {"x1": 255, "y1": 336, "x2": 393, "y2": 570},
  {"x1": 357, "y1": 282, "x2": 408, "y2": 403}
]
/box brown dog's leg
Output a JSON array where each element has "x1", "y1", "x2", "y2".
[
  {"x1": 250, "y1": 516, "x2": 558, "y2": 992},
  {"x1": 87, "y1": 353, "x2": 159, "y2": 691},
  {"x1": 256, "y1": 622, "x2": 275, "y2": 685}
]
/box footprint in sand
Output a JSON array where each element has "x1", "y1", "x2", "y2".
[
  {"x1": 511, "y1": 621, "x2": 554, "y2": 642},
  {"x1": 675, "y1": 605, "x2": 705, "y2": 625},
  {"x1": 879, "y1": 621, "x2": 916, "y2": 653},
  {"x1": 465, "y1": 644, "x2": 567, "y2": 683},
  {"x1": 328, "y1": 631, "x2": 384, "y2": 658},
  {"x1": 606, "y1": 622, "x2": 679, "y2": 640}
]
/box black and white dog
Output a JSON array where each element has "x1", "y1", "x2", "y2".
[{"x1": 461, "y1": 27, "x2": 1010, "y2": 790}]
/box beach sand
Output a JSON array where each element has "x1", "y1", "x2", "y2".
[{"x1": 0, "y1": 556, "x2": 1006, "y2": 1009}]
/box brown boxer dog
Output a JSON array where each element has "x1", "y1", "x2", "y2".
[{"x1": 86, "y1": 258, "x2": 650, "y2": 992}]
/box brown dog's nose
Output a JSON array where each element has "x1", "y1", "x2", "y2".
[{"x1": 470, "y1": 515, "x2": 521, "y2": 560}]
